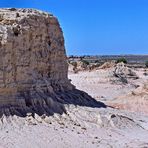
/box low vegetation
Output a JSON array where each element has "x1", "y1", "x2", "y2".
[
  {"x1": 116, "y1": 58, "x2": 127, "y2": 64},
  {"x1": 145, "y1": 61, "x2": 148, "y2": 68},
  {"x1": 81, "y1": 60, "x2": 89, "y2": 65},
  {"x1": 70, "y1": 61, "x2": 77, "y2": 68}
]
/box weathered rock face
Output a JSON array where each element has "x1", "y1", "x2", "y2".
[
  {"x1": 114, "y1": 62, "x2": 138, "y2": 83},
  {"x1": 0, "y1": 8, "x2": 105, "y2": 116},
  {"x1": 0, "y1": 8, "x2": 70, "y2": 87}
]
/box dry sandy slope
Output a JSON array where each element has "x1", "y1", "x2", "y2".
[
  {"x1": 0, "y1": 105, "x2": 148, "y2": 148},
  {"x1": 68, "y1": 69, "x2": 136, "y2": 101},
  {"x1": 0, "y1": 68, "x2": 147, "y2": 148}
]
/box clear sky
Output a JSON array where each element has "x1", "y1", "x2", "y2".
[{"x1": 0, "y1": 0, "x2": 148, "y2": 55}]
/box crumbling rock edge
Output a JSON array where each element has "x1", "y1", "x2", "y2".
[{"x1": 0, "y1": 8, "x2": 106, "y2": 117}]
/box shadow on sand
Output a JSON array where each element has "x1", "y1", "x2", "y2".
[{"x1": 0, "y1": 88, "x2": 107, "y2": 118}]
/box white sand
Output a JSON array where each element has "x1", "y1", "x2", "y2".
[
  {"x1": 0, "y1": 105, "x2": 148, "y2": 148},
  {"x1": 0, "y1": 68, "x2": 148, "y2": 148},
  {"x1": 68, "y1": 69, "x2": 135, "y2": 101}
]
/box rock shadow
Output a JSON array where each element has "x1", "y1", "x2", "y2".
[{"x1": 0, "y1": 88, "x2": 106, "y2": 118}]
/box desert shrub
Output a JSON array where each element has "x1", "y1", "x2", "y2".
[
  {"x1": 80, "y1": 56, "x2": 85, "y2": 61},
  {"x1": 71, "y1": 61, "x2": 77, "y2": 67},
  {"x1": 145, "y1": 61, "x2": 148, "y2": 68},
  {"x1": 95, "y1": 63, "x2": 100, "y2": 67},
  {"x1": 116, "y1": 58, "x2": 127, "y2": 64},
  {"x1": 81, "y1": 60, "x2": 89, "y2": 65},
  {"x1": 95, "y1": 60, "x2": 99, "y2": 63},
  {"x1": 0, "y1": 14, "x2": 4, "y2": 21}
]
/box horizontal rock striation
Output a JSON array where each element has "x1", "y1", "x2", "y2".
[{"x1": 0, "y1": 8, "x2": 105, "y2": 116}]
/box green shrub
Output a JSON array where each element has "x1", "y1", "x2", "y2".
[
  {"x1": 95, "y1": 60, "x2": 99, "y2": 63},
  {"x1": 145, "y1": 61, "x2": 148, "y2": 68},
  {"x1": 71, "y1": 61, "x2": 77, "y2": 67},
  {"x1": 81, "y1": 60, "x2": 89, "y2": 65},
  {"x1": 116, "y1": 58, "x2": 127, "y2": 64}
]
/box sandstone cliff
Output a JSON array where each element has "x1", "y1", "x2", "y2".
[{"x1": 0, "y1": 8, "x2": 105, "y2": 116}]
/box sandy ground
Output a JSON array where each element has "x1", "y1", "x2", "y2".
[
  {"x1": 69, "y1": 68, "x2": 148, "y2": 102},
  {"x1": 69, "y1": 69, "x2": 135, "y2": 101},
  {"x1": 0, "y1": 68, "x2": 148, "y2": 148},
  {"x1": 0, "y1": 105, "x2": 148, "y2": 148}
]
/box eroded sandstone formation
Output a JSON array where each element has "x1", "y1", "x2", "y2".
[
  {"x1": 108, "y1": 83, "x2": 148, "y2": 114},
  {"x1": 114, "y1": 62, "x2": 138, "y2": 83},
  {"x1": 0, "y1": 8, "x2": 104, "y2": 116}
]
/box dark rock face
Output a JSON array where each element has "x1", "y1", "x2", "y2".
[{"x1": 0, "y1": 8, "x2": 106, "y2": 116}]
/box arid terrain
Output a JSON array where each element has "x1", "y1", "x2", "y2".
[
  {"x1": 68, "y1": 61, "x2": 148, "y2": 147},
  {"x1": 0, "y1": 8, "x2": 148, "y2": 148},
  {"x1": 0, "y1": 61, "x2": 148, "y2": 148}
]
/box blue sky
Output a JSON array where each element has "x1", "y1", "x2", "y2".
[{"x1": 0, "y1": 0, "x2": 148, "y2": 55}]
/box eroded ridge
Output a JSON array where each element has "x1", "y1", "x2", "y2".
[{"x1": 0, "y1": 8, "x2": 105, "y2": 117}]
